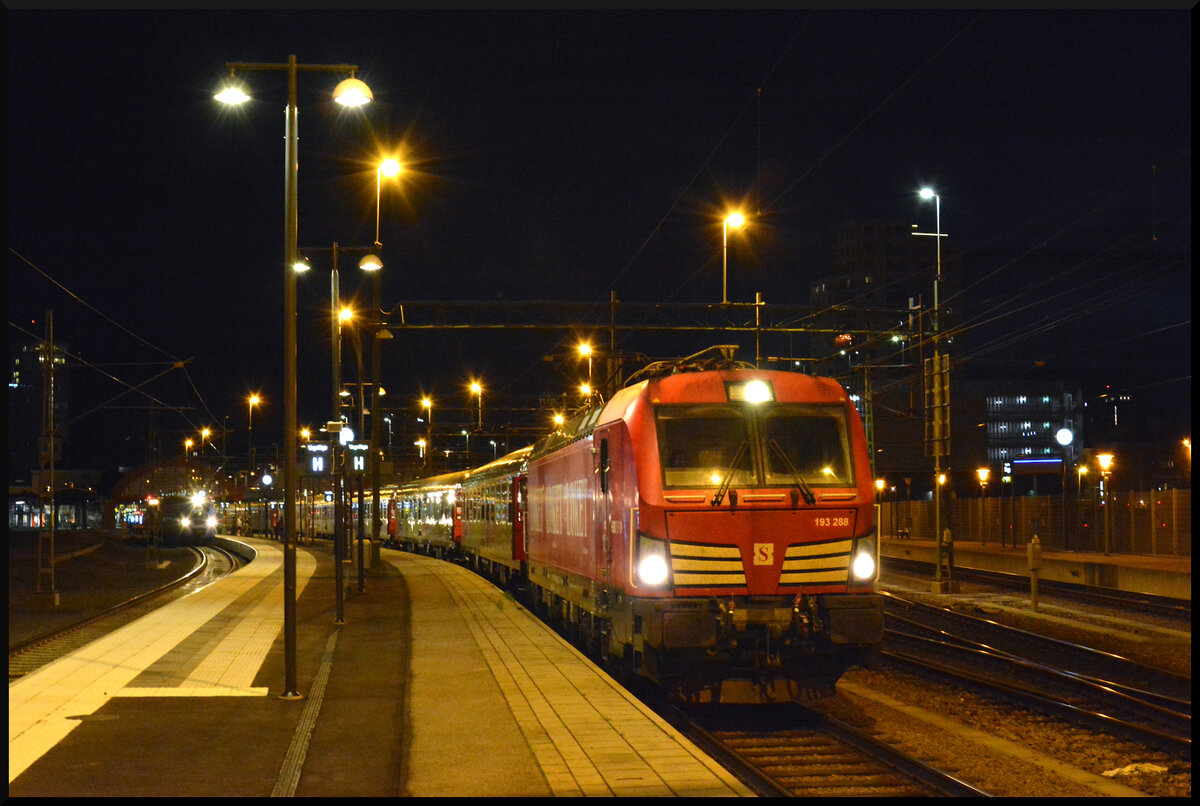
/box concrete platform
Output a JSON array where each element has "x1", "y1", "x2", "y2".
[
  {"x1": 8, "y1": 538, "x2": 751, "y2": 797},
  {"x1": 880, "y1": 536, "x2": 1191, "y2": 600}
]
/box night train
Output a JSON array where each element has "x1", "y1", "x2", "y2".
[
  {"x1": 158, "y1": 491, "x2": 218, "y2": 546},
  {"x1": 384, "y1": 347, "x2": 885, "y2": 698}
]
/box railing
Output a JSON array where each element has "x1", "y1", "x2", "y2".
[{"x1": 878, "y1": 489, "x2": 1191, "y2": 557}]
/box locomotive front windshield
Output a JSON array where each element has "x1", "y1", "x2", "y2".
[{"x1": 658, "y1": 403, "x2": 853, "y2": 489}]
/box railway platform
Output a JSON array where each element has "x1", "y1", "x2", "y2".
[
  {"x1": 880, "y1": 535, "x2": 1191, "y2": 600},
  {"x1": 8, "y1": 537, "x2": 751, "y2": 797}
]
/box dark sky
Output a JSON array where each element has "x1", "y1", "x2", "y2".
[{"x1": 7, "y1": 8, "x2": 1191, "y2": 472}]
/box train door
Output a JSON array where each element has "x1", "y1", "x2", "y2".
[
  {"x1": 594, "y1": 425, "x2": 623, "y2": 580},
  {"x1": 512, "y1": 475, "x2": 527, "y2": 561}
]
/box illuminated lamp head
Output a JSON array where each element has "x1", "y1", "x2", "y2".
[{"x1": 743, "y1": 379, "x2": 771, "y2": 404}]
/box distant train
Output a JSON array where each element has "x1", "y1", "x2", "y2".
[
  {"x1": 380, "y1": 348, "x2": 884, "y2": 699},
  {"x1": 158, "y1": 491, "x2": 218, "y2": 546}
]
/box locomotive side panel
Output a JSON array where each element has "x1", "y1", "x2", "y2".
[{"x1": 527, "y1": 438, "x2": 600, "y2": 582}]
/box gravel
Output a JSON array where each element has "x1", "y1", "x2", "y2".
[
  {"x1": 8, "y1": 530, "x2": 196, "y2": 645},
  {"x1": 810, "y1": 574, "x2": 1193, "y2": 797}
]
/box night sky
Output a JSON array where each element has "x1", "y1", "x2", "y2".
[{"x1": 7, "y1": 8, "x2": 1191, "y2": 475}]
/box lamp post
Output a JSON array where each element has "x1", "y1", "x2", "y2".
[
  {"x1": 421, "y1": 397, "x2": 433, "y2": 468},
  {"x1": 361, "y1": 254, "x2": 387, "y2": 573},
  {"x1": 215, "y1": 56, "x2": 372, "y2": 700},
  {"x1": 578, "y1": 341, "x2": 593, "y2": 389},
  {"x1": 470, "y1": 381, "x2": 483, "y2": 430},
  {"x1": 722, "y1": 212, "x2": 745, "y2": 305},
  {"x1": 1097, "y1": 453, "x2": 1114, "y2": 554},
  {"x1": 375, "y1": 157, "x2": 402, "y2": 248},
  {"x1": 297, "y1": 247, "x2": 378, "y2": 617},
  {"x1": 874, "y1": 478, "x2": 885, "y2": 535},
  {"x1": 916, "y1": 187, "x2": 950, "y2": 589},
  {"x1": 976, "y1": 467, "x2": 989, "y2": 545},
  {"x1": 247, "y1": 394, "x2": 260, "y2": 475},
  {"x1": 1056, "y1": 428, "x2": 1074, "y2": 549}
]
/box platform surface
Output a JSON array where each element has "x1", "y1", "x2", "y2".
[
  {"x1": 8, "y1": 538, "x2": 751, "y2": 797},
  {"x1": 880, "y1": 535, "x2": 1191, "y2": 600}
]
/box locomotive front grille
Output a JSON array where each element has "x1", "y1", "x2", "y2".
[
  {"x1": 779, "y1": 538, "x2": 852, "y2": 585},
  {"x1": 668, "y1": 540, "x2": 746, "y2": 589}
]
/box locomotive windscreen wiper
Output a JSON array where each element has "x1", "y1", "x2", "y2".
[
  {"x1": 710, "y1": 441, "x2": 747, "y2": 507},
  {"x1": 768, "y1": 439, "x2": 816, "y2": 506}
]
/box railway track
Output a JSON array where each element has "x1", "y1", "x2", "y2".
[
  {"x1": 9, "y1": 543, "x2": 243, "y2": 681},
  {"x1": 883, "y1": 556, "x2": 1190, "y2": 622},
  {"x1": 881, "y1": 592, "x2": 1191, "y2": 759},
  {"x1": 659, "y1": 699, "x2": 990, "y2": 797}
]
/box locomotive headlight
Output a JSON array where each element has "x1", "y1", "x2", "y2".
[
  {"x1": 206, "y1": 515, "x2": 218, "y2": 529},
  {"x1": 180, "y1": 516, "x2": 191, "y2": 529},
  {"x1": 851, "y1": 534, "x2": 878, "y2": 581},
  {"x1": 635, "y1": 534, "x2": 671, "y2": 587}
]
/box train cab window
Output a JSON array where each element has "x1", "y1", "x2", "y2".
[
  {"x1": 763, "y1": 405, "x2": 853, "y2": 486},
  {"x1": 657, "y1": 406, "x2": 753, "y2": 488}
]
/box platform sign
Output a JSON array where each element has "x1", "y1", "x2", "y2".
[
  {"x1": 346, "y1": 442, "x2": 369, "y2": 475},
  {"x1": 303, "y1": 442, "x2": 332, "y2": 476}
]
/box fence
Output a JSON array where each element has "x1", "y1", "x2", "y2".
[{"x1": 878, "y1": 489, "x2": 1191, "y2": 558}]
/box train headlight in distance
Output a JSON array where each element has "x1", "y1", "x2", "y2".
[
  {"x1": 180, "y1": 516, "x2": 191, "y2": 529},
  {"x1": 636, "y1": 534, "x2": 671, "y2": 587},
  {"x1": 206, "y1": 516, "x2": 218, "y2": 529},
  {"x1": 725, "y1": 379, "x2": 774, "y2": 404}
]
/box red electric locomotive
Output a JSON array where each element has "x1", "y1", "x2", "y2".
[{"x1": 523, "y1": 347, "x2": 883, "y2": 697}]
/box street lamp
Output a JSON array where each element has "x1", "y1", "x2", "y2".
[
  {"x1": 470, "y1": 381, "x2": 483, "y2": 430},
  {"x1": 916, "y1": 187, "x2": 951, "y2": 587},
  {"x1": 722, "y1": 211, "x2": 745, "y2": 305},
  {"x1": 421, "y1": 397, "x2": 433, "y2": 467},
  {"x1": 215, "y1": 55, "x2": 372, "y2": 700},
  {"x1": 247, "y1": 393, "x2": 260, "y2": 474},
  {"x1": 375, "y1": 157, "x2": 402, "y2": 248},
  {"x1": 298, "y1": 244, "x2": 383, "y2": 604},
  {"x1": 1097, "y1": 453, "x2": 1114, "y2": 554},
  {"x1": 976, "y1": 467, "x2": 989, "y2": 545},
  {"x1": 578, "y1": 341, "x2": 593, "y2": 389}
]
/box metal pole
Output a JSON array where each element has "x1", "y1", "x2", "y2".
[
  {"x1": 722, "y1": 218, "x2": 728, "y2": 305},
  {"x1": 932, "y1": 192, "x2": 943, "y2": 585},
  {"x1": 218, "y1": 56, "x2": 365, "y2": 701},
  {"x1": 370, "y1": 270, "x2": 383, "y2": 564},
  {"x1": 331, "y1": 243, "x2": 345, "y2": 624},
  {"x1": 281, "y1": 55, "x2": 301, "y2": 699}
]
